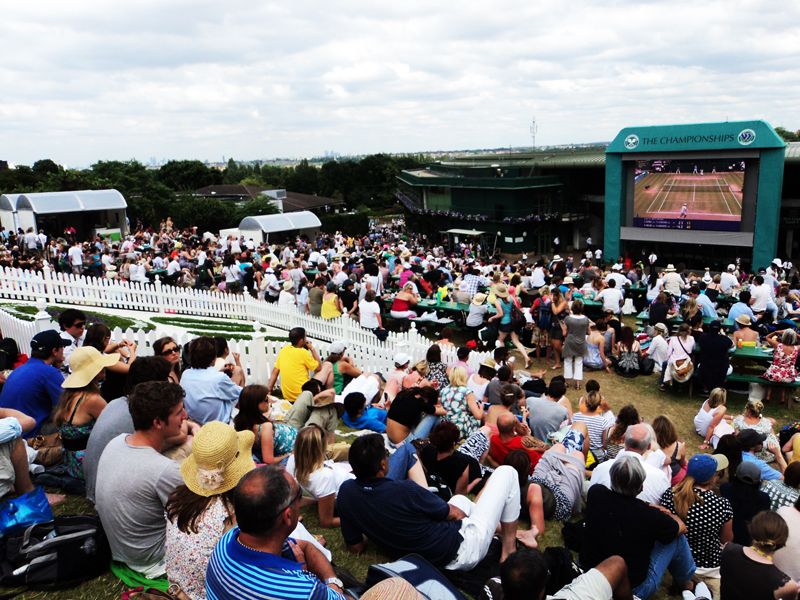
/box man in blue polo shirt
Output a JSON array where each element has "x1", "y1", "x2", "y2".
[
  {"x1": 739, "y1": 429, "x2": 782, "y2": 481},
  {"x1": 337, "y1": 433, "x2": 537, "y2": 571},
  {"x1": 0, "y1": 330, "x2": 68, "y2": 437},
  {"x1": 206, "y1": 465, "x2": 346, "y2": 600}
]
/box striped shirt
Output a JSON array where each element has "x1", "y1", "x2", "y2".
[
  {"x1": 572, "y1": 412, "x2": 615, "y2": 459},
  {"x1": 205, "y1": 529, "x2": 345, "y2": 600}
]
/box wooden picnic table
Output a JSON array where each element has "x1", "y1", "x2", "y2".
[{"x1": 636, "y1": 310, "x2": 734, "y2": 331}]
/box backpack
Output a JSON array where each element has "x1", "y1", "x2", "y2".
[
  {"x1": 536, "y1": 299, "x2": 552, "y2": 331},
  {"x1": 0, "y1": 515, "x2": 111, "y2": 591},
  {"x1": 542, "y1": 546, "x2": 583, "y2": 595}
]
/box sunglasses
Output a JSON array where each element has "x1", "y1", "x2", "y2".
[
  {"x1": 161, "y1": 347, "x2": 179, "y2": 356},
  {"x1": 73, "y1": 322, "x2": 86, "y2": 329},
  {"x1": 266, "y1": 486, "x2": 303, "y2": 522}
]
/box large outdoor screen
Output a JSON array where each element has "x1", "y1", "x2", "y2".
[{"x1": 632, "y1": 158, "x2": 746, "y2": 232}]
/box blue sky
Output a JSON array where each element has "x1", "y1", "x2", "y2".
[{"x1": 1, "y1": 0, "x2": 798, "y2": 166}]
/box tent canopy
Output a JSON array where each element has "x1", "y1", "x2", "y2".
[
  {"x1": 17, "y1": 189, "x2": 127, "y2": 215},
  {"x1": 0, "y1": 194, "x2": 22, "y2": 212},
  {"x1": 444, "y1": 228, "x2": 486, "y2": 236},
  {"x1": 239, "y1": 211, "x2": 321, "y2": 234}
]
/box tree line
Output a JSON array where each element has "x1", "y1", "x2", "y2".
[{"x1": 0, "y1": 154, "x2": 427, "y2": 233}]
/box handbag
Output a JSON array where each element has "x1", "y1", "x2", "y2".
[
  {"x1": 673, "y1": 338, "x2": 693, "y2": 377},
  {"x1": 27, "y1": 432, "x2": 63, "y2": 467},
  {"x1": 0, "y1": 487, "x2": 54, "y2": 536},
  {"x1": 510, "y1": 303, "x2": 526, "y2": 330}
]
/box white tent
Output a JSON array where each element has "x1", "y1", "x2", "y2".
[
  {"x1": 239, "y1": 211, "x2": 321, "y2": 243},
  {"x1": 0, "y1": 194, "x2": 21, "y2": 232},
  {"x1": 15, "y1": 189, "x2": 128, "y2": 236}
]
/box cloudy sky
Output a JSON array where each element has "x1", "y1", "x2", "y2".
[{"x1": 2, "y1": 0, "x2": 799, "y2": 166}]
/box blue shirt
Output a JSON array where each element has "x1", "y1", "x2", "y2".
[
  {"x1": 0, "y1": 358, "x2": 64, "y2": 437},
  {"x1": 342, "y1": 406, "x2": 387, "y2": 433},
  {"x1": 180, "y1": 368, "x2": 242, "y2": 425},
  {"x1": 336, "y1": 477, "x2": 462, "y2": 567},
  {"x1": 742, "y1": 451, "x2": 782, "y2": 481},
  {"x1": 696, "y1": 293, "x2": 718, "y2": 319},
  {"x1": 728, "y1": 302, "x2": 756, "y2": 330},
  {"x1": 206, "y1": 529, "x2": 345, "y2": 600}
]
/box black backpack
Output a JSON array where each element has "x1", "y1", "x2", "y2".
[
  {"x1": 0, "y1": 515, "x2": 110, "y2": 591},
  {"x1": 542, "y1": 546, "x2": 583, "y2": 596}
]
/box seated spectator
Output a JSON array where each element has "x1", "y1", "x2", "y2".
[
  {"x1": 739, "y1": 429, "x2": 783, "y2": 481},
  {"x1": 721, "y1": 461, "x2": 771, "y2": 545},
  {"x1": 732, "y1": 314, "x2": 760, "y2": 346},
  {"x1": 205, "y1": 465, "x2": 348, "y2": 599},
  {"x1": 233, "y1": 385, "x2": 297, "y2": 465},
  {"x1": 401, "y1": 359, "x2": 433, "y2": 389},
  {"x1": 419, "y1": 421, "x2": 482, "y2": 496},
  {"x1": 488, "y1": 413, "x2": 545, "y2": 473},
  {"x1": 775, "y1": 496, "x2": 800, "y2": 582},
  {"x1": 602, "y1": 404, "x2": 641, "y2": 461},
  {"x1": 95, "y1": 382, "x2": 186, "y2": 580},
  {"x1": 165, "y1": 421, "x2": 255, "y2": 599},
  {"x1": 342, "y1": 392, "x2": 387, "y2": 433},
  {"x1": 485, "y1": 364, "x2": 515, "y2": 405},
  {"x1": 481, "y1": 549, "x2": 633, "y2": 600},
  {"x1": 425, "y1": 344, "x2": 450, "y2": 389},
  {"x1": 527, "y1": 422, "x2": 589, "y2": 535},
  {"x1": 763, "y1": 462, "x2": 800, "y2": 511},
  {"x1": 440, "y1": 366, "x2": 483, "y2": 440},
  {"x1": 58, "y1": 308, "x2": 87, "y2": 370},
  {"x1": 694, "y1": 387, "x2": 735, "y2": 450},
  {"x1": 181, "y1": 336, "x2": 242, "y2": 424},
  {"x1": 647, "y1": 322, "x2": 670, "y2": 373},
  {"x1": 54, "y1": 346, "x2": 119, "y2": 481},
  {"x1": 153, "y1": 337, "x2": 182, "y2": 384},
  {"x1": 652, "y1": 414, "x2": 687, "y2": 485},
  {"x1": 582, "y1": 455, "x2": 696, "y2": 599},
  {"x1": 733, "y1": 399, "x2": 787, "y2": 471},
  {"x1": 660, "y1": 454, "x2": 733, "y2": 597},
  {"x1": 266, "y1": 327, "x2": 321, "y2": 402},
  {"x1": 83, "y1": 357, "x2": 195, "y2": 503},
  {"x1": 464, "y1": 358, "x2": 496, "y2": 405},
  {"x1": 337, "y1": 433, "x2": 537, "y2": 570},
  {"x1": 385, "y1": 386, "x2": 444, "y2": 445},
  {"x1": 485, "y1": 383, "x2": 527, "y2": 437},
  {"x1": 0, "y1": 330, "x2": 69, "y2": 437},
  {"x1": 358, "y1": 289, "x2": 383, "y2": 331},
  {"x1": 281, "y1": 378, "x2": 340, "y2": 445},
  {"x1": 720, "y1": 510, "x2": 798, "y2": 600},
  {"x1": 526, "y1": 379, "x2": 570, "y2": 442},
  {"x1": 383, "y1": 352, "x2": 411, "y2": 403},
  {"x1": 314, "y1": 341, "x2": 361, "y2": 395},
  {"x1": 572, "y1": 390, "x2": 615, "y2": 462},
  {"x1": 212, "y1": 336, "x2": 245, "y2": 387},
  {"x1": 590, "y1": 423, "x2": 670, "y2": 504},
  {"x1": 613, "y1": 326, "x2": 641, "y2": 378},
  {"x1": 83, "y1": 323, "x2": 137, "y2": 401}
]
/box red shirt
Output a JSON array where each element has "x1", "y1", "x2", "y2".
[{"x1": 489, "y1": 434, "x2": 543, "y2": 474}]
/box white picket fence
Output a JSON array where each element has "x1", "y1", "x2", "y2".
[{"x1": 0, "y1": 266, "x2": 495, "y2": 386}]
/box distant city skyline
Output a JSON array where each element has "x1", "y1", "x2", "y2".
[{"x1": 2, "y1": 1, "x2": 798, "y2": 167}]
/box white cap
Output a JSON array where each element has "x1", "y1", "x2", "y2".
[
  {"x1": 727, "y1": 264, "x2": 736, "y2": 271},
  {"x1": 773, "y1": 258, "x2": 782, "y2": 266},
  {"x1": 329, "y1": 341, "x2": 347, "y2": 354},
  {"x1": 393, "y1": 352, "x2": 411, "y2": 366}
]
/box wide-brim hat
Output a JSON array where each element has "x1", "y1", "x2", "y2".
[
  {"x1": 181, "y1": 421, "x2": 255, "y2": 497},
  {"x1": 62, "y1": 347, "x2": 121, "y2": 388},
  {"x1": 495, "y1": 283, "x2": 510, "y2": 298},
  {"x1": 665, "y1": 264, "x2": 676, "y2": 272},
  {"x1": 735, "y1": 314, "x2": 752, "y2": 326},
  {"x1": 283, "y1": 280, "x2": 294, "y2": 291},
  {"x1": 563, "y1": 276, "x2": 574, "y2": 285},
  {"x1": 472, "y1": 292, "x2": 487, "y2": 305},
  {"x1": 552, "y1": 255, "x2": 563, "y2": 262}
]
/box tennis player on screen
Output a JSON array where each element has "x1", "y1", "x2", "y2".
[{"x1": 679, "y1": 203, "x2": 688, "y2": 219}]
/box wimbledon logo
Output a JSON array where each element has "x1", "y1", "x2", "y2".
[
  {"x1": 737, "y1": 129, "x2": 756, "y2": 146},
  {"x1": 624, "y1": 134, "x2": 639, "y2": 150}
]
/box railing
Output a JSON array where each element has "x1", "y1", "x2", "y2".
[{"x1": 0, "y1": 266, "x2": 494, "y2": 386}]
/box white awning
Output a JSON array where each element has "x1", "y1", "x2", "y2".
[
  {"x1": 239, "y1": 211, "x2": 322, "y2": 233},
  {"x1": 443, "y1": 228, "x2": 486, "y2": 236},
  {"x1": 0, "y1": 194, "x2": 22, "y2": 212},
  {"x1": 16, "y1": 189, "x2": 127, "y2": 214}
]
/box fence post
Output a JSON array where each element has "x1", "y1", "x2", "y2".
[
  {"x1": 249, "y1": 320, "x2": 269, "y2": 385},
  {"x1": 41, "y1": 263, "x2": 55, "y2": 305},
  {"x1": 154, "y1": 276, "x2": 166, "y2": 314},
  {"x1": 33, "y1": 297, "x2": 53, "y2": 333}
]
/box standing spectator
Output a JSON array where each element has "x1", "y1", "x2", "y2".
[
  {"x1": 562, "y1": 299, "x2": 589, "y2": 389},
  {"x1": 661, "y1": 323, "x2": 695, "y2": 391},
  {"x1": 307, "y1": 277, "x2": 325, "y2": 317},
  {"x1": 697, "y1": 320, "x2": 733, "y2": 393},
  {"x1": 358, "y1": 289, "x2": 383, "y2": 332},
  {"x1": 181, "y1": 337, "x2": 242, "y2": 424},
  {"x1": 68, "y1": 239, "x2": 84, "y2": 275},
  {"x1": 0, "y1": 330, "x2": 69, "y2": 437}
]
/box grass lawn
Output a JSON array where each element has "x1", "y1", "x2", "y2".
[{"x1": 2, "y1": 338, "x2": 795, "y2": 598}]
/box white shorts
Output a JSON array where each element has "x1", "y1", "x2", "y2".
[{"x1": 547, "y1": 568, "x2": 612, "y2": 600}]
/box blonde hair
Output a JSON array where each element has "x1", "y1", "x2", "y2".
[
  {"x1": 672, "y1": 475, "x2": 704, "y2": 520},
  {"x1": 53, "y1": 383, "x2": 99, "y2": 426},
  {"x1": 449, "y1": 366, "x2": 468, "y2": 387},
  {"x1": 707, "y1": 387, "x2": 727, "y2": 408},
  {"x1": 745, "y1": 399, "x2": 764, "y2": 418},
  {"x1": 585, "y1": 391, "x2": 603, "y2": 412},
  {"x1": 413, "y1": 360, "x2": 429, "y2": 377},
  {"x1": 293, "y1": 426, "x2": 327, "y2": 487}
]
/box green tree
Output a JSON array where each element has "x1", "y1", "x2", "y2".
[
  {"x1": 31, "y1": 159, "x2": 62, "y2": 178},
  {"x1": 286, "y1": 159, "x2": 319, "y2": 194},
  {"x1": 157, "y1": 160, "x2": 221, "y2": 191},
  {"x1": 776, "y1": 127, "x2": 800, "y2": 142}
]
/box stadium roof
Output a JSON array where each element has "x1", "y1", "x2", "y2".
[
  {"x1": 239, "y1": 211, "x2": 321, "y2": 233},
  {"x1": 16, "y1": 189, "x2": 126, "y2": 214},
  {"x1": 785, "y1": 142, "x2": 800, "y2": 163}
]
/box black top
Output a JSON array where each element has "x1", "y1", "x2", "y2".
[
  {"x1": 720, "y1": 482, "x2": 771, "y2": 545},
  {"x1": 100, "y1": 369, "x2": 126, "y2": 403},
  {"x1": 698, "y1": 332, "x2": 733, "y2": 391},
  {"x1": 419, "y1": 444, "x2": 481, "y2": 493},
  {"x1": 581, "y1": 484, "x2": 678, "y2": 586},
  {"x1": 386, "y1": 391, "x2": 437, "y2": 429},
  {"x1": 339, "y1": 289, "x2": 358, "y2": 312},
  {"x1": 720, "y1": 543, "x2": 790, "y2": 600},
  {"x1": 336, "y1": 477, "x2": 462, "y2": 567},
  {"x1": 661, "y1": 487, "x2": 733, "y2": 568},
  {"x1": 649, "y1": 302, "x2": 670, "y2": 328}
]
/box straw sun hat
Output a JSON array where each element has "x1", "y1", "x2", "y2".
[
  {"x1": 62, "y1": 346, "x2": 120, "y2": 389},
  {"x1": 181, "y1": 421, "x2": 255, "y2": 497}
]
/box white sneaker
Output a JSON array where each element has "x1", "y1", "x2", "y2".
[{"x1": 694, "y1": 581, "x2": 712, "y2": 599}]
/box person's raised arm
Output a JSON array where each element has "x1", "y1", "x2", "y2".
[{"x1": 267, "y1": 366, "x2": 280, "y2": 395}]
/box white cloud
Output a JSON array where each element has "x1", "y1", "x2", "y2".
[{"x1": 0, "y1": 0, "x2": 799, "y2": 165}]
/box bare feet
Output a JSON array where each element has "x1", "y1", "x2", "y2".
[
  {"x1": 46, "y1": 493, "x2": 65, "y2": 507},
  {"x1": 515, "y1": 526, "x2": 539, "y2": 549}
]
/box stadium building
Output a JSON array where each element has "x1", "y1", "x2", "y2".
[{"x1": 397, "y1": 120, "x2": 800, "y2": 270}]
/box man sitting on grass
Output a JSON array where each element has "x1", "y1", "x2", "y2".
[{"x1": 337, "y1": 433, "x2": 537, "y2": 571}]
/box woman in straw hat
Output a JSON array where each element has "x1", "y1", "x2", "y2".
[
  {"x1": 54, "y1": 346, "x2": 120, "y2": 480},
  {"x1": 165, "y1": 421, "x2": 255, "y2": 599}
]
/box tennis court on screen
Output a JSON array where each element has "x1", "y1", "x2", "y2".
[{"x1": 633, "y1": 172, "x2": 744, "y2": 221}]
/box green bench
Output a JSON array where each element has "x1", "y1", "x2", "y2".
[{"x1": 725, "y1": 372, "x2": 800, "y2": 388}]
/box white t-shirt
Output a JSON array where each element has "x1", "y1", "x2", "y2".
[
  {"x1": 750, "y1": 283, "x2": 771, "y2": 312},
  {"x1": 68, "y1": 245, "x2": 83, "y2": 266},
  {"x1": 359, "y1": 299, "x2": 381, "y2": 329},
  {"x1": 530, "y1": 267, "x2": 546, "y2": 288},
  {"x1": 285, "y1": 456, "x2": 354, "y2": 499},
  {"x1": 167, "y1": 260, "x2": 181, "y2": 276},
  {"x1": 720, "y1": 272, "x2": 738, "y2": 294},
  {"x1": 595, "y1": 288, "x2": 623, "y2": 313}
]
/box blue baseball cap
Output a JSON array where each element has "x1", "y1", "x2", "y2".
[
  {"x1": 687, "y1": 454, "x2": 728, "y2": 483},
  {"x1": 30, "y1": 330, "x2": 71, "y2": 353}
]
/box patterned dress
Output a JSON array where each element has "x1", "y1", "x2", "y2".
[
  {"x1": 764, "y1": 344, "x2": 800, "y2": 383},
  {"x1": 440, "y1": 385, "x2": 481, "y2": 440},
  {"x1": 255, "y1": 422, "x2": 297, "y2": 463},
  {"x1": 59, "y1": 393, "x2": 95, "y2": 480},
  {"x1": 427, "y1": 362, "x2": 450, "y2": 389},
  {"x1": 733, "y1": 415, "x2": 779, "y2": 463}
]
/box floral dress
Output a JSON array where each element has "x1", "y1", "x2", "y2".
[
  {"x1": 255, "y1": 422, "x2": 297, "y2": 463},
  {"x1": 440, "y1": 385, "x2": 480, "y2": 440},
  {"x1": 59, "y1": 394, "x2": 95, "y2": 481},
  {"x1": 764, "y1": 344, "x2": 800, "y2": 383},
  {"x1": 733, "y1": 415, "x2": 780, "y2": 463},
  {"x1": 427, "y1": 361, "x2": 450, "y2": 389}
]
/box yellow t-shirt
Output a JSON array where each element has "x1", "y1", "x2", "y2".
[{"x1": 275, "y1": 345, "x2": 319, "y2": 401}]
